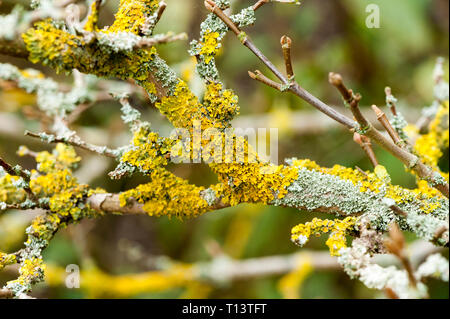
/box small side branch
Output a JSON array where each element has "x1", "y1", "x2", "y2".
[
  {"x1": 353, "y1": 133, "x2": 378, "y2": 167},
  {"x1": 0, "y1": 157, "x2": 37, "y2": 202},
  {"x1": 328, "y1": 72, "x2": 367, "y2": 130},
  {"x1": 371, "y1": 105, "x2": 402, "y2": 146},
  {"x1": 248, "y1": 70, "x2": 283, "y2": 91},
  {"x1": 136, "y1": 32, "x2": 188, "y2": 48},
  {"x1": 155, "y1": 1, "x2": 167, "y2": 26},
  {"x1": 24, "y1": 131, "x2": 118, "y2": 159}
]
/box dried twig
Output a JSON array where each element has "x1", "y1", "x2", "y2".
[
  {"x1": 328, "y1": 72, "x2": 367, "y2": 129},
  {"x1": 136, "y1": 32, "x2": 188, "y2": 48}
]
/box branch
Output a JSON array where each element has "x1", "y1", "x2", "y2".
[
  {"x1": 24, "y1": 131, "x2": 118, "y2": 159},
  {"x1": 0, "y1": 38, "x2": 29, "y2": 59},
  {"x1": 353, "y1": 133, "x2": 378, "y2": 167},
  {"x1": 0, "y1": 156, "x2": 37, "y2": 202},
  {"x1": 371, "y1": 104, "x2": 402, "y2": 146}
]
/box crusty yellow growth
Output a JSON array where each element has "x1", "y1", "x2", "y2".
[
  {"x1": 0, "y1": 174, "x2": 26, "y2": 204},
  {"x1": 155, "y1": 80, "x2": 202, "y2": 129},
  {"x1": 122, "y1": 78, "x2": 289, "y2": 211},
  {"x1": 31, "y1": 169, "x2": 77, "y2": 195},
  {"x1": 23, "y1": 20, "x2": 158, "y2": 80},
  {"x1": 201, "y1": 82, "x2": 239, "y2": 130},
  {"x1": 108, "y1": 0, "x2": 159, "y2": 35},
  {"x1": 84, "y1": 0, "x2": 101, "y2": 32},
  {"x1": 278, "y1": 254, "x2": 313, "y2": 299},
  {"x1": 292, "y1": 159, "x2": 445, "y2": 214},
  {"x1": 34, "y1": 143, "x2": 81, "y2": 173},
  {"x1": 5, "y1": 144, "x2": 108, "y2": 294},
  {"x1": 200, "y1": 31, "x2": 220, "y2": 64},
  {"x1": 155, "y1": 81, "x2": 239, "y2": 132},
  {"x1": 212, "y1": 162, "x2": 298, "y2": 206},
  {"x1": 414, "y1": 101, "x2": 449, "y2": 170},
  {"x1": 121, "y1": 126, "x2": 172, "y2": 172},
  {"x1": 30, "y1": 144, "x2": 104, "y2": 224},
  {"x1": 23, "y1": 20, "x2": 80, "y2": 66},
  {"x1": 119, "y1": 167, "x2": 220, "y2": 217},
  {"x1": 45, "y1": 263, "x2": 193, "y2": 298},
  {"x1": 291, "y1": 217, "x2": 357, "y2": 256},
  {"x1": 7, "y1": 256, "x2": 46, "y2": 290}
]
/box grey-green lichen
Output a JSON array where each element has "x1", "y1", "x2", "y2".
[
  {"x1": 0, "y1": 63, "x2": 93, "y2": 117},
  {"x1": 189, "y1": 5, "x2": 256, "y2": 83}
]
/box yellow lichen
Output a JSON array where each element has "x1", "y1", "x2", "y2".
[
  {"x1": 414, "y1": 101, "x2": 449, "y2": 170},
  {"x1": 200, "y1": 31, "x2": 221, "y2": 64},
  {"x1": 108, "y1": 0, "x2": 159, "y2": 35},
  {"x1": 119, "y1": 167, "x2": 218, "y2": 218},
  {"x1": 34, "y1": 143, "x2": 81, "y2": 173},
  {"x1": 7, "y1": 256, "x2": 46, "y2": 289},
  {"x1": 84, "y1": 0, "x2": 100, "y2": 32},
  {"x1": 291, "y1": 217, "x2": 357, "y2": 256},
  {"x1": 0, "y1": 174, "x2": 26, "y2": 203}
]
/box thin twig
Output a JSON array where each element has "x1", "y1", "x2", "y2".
[
  {"x1": 0, "y1": 157, "x2": 37, "y2": 202},
  {"x1": 389, "y1": 205, "x2": 408, "y2": 217},
  {"x1": 136, "y1": 32, "x2": 188, "y2": 48},
  {"x1": 248, "y1": 70, "x2": 283, "y2": 91},
  {"x1": 253, "y1": 0, "x2": 269, "y2": 10},
  {"x1": 353, "y1": 133, "x2": 378, "y2": 167},
  {"x1": 329, "y1": 74, "x2": 449, "y2": 198},
  {"x1": 385, "y1": 87, "x2": 397, "y2": 116},
  {"x1": 432, "y1": 225, "x2": 448, "y2": 246},
  {"x1": 155, "y1": 1, "x2": 167, "y2": 25},
  {"x1": 371, "y1": 105, "x2": 402, "y2": 146},
  {"x1": 328, "y1": 72, "x2": 367, "y2": 129},
  {"x1": 24, "y1": 131, "x2": 118, "y2": 158}
]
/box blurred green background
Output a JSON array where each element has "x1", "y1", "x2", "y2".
[{"x1": 0, "y1": 0, "x2": 448, "y2": 298}]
